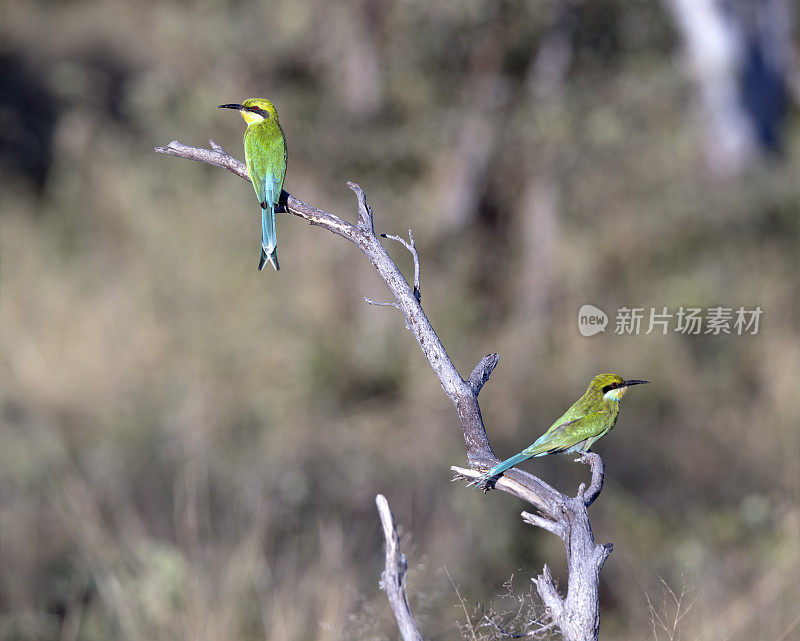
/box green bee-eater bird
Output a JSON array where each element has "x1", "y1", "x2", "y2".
[
  {"x1": 474, "y1": 373, "x2": 648, "y2": 487},
  {"x1": 219, "y1": 98, "x2": 287, "y2": 271}
]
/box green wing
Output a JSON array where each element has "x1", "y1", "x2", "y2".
[
  {"x1": 243, "y1": 125, "x2": 287, "y2": 270},
  {"x1": 244, "y1": 126, "x2": 286, "y2": 208},
  {"x1": 522, "y1": 411, "x2": 609, "y2": 456}
]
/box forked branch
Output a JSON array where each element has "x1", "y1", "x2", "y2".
[
  {"x1": 156, "y1": 138, "x2": 612, "y2": 641},
  {"x1": 156, "y1": 138, "x2": 495, "y2": 459}
]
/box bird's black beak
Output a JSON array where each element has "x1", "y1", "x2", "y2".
[
  {"x1": 624, "y1": 379, "x2": 650, "y2": 387},
  {"x1": 218, "y1": 103, "x2": 244, "y2": 111}
]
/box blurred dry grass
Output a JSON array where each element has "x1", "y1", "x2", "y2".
[{"x1": 1, "y1": 1, "x2": 799, "y2": 640}]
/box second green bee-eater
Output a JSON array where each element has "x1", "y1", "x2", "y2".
[
  {"x1": 474, "y1": 373, "x2": 648, "y2": 487},
  {"x1": 219, "y1": 98, "x2": 287, "y2": 271}
]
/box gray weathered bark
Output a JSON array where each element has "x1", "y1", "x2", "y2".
[
  {"x1": 155, "y1": 139, "x2": 613, "y2": 640},
  {"x1": 375, "y1": 494, "x2": 423, "y2": 641},
  {"x1": 454, "y1": 452, "x2": 611, "y2": 641}
]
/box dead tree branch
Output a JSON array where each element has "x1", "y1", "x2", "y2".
[
  {"x1": 156, "y1": 138, "x2": 494, "y2": 462},
  {"x1": 454, "y1": 454, "x2": 612, "y2": 640},
  {"x1": 376, "y1": 494, "x2": 423, "y2": 641},
  {"x1": 156, "y1": 138, "x2": 613, "y2": 641}
]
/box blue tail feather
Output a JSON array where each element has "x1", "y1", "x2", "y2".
[
  {"x1": 259, "y1": 205, "x2": 279, "y2": 271},
  {"x1": 472, "y1": 451, "x2": 533, "y2": 488}
]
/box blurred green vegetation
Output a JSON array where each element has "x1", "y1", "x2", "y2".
[{"x1": 1, "y1": 1, "x2": 798, "y2": 640}]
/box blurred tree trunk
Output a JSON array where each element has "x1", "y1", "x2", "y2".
[
  {"x1": 517, "y1": 0, "x2": 574, "y2": 321},
  {"x1": 435, "y1": 15, "x2": 508, "y2": 232},
  {"x1": 322, "y1": 0, "x2": 384, "y2": 119},
  {"x1": 664, "y1": 0, "x2": 793, "y2": 176}
]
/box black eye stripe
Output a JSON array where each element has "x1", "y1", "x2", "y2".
[{"x1": 602, "y1": 382, "x2": 621, "y2": 394}]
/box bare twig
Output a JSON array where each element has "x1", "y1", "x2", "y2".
[
  {"x1": 364, "y1": 297, "x2": 400, "y2": 309},
  {"x1": 521, "y1": 511, "x2": 564, "y2": 538},
  {"x1": 445, "y1": 566, "x2": 479, "y2": 641},
  {"x1": 531, "y1": 564, "x2": 564, "y2": 623},
  {"x1": 381, "y1": 230, "x2": 421, "y2": 302},
  {"x1": 472, "y1": 578, "x2": 555, "y2": 639},
  {"x1": 349, "y1": 181, "x2": 375, "y2": 234},
  {"x1": 482, "y1": 613, "x2": 555, "y2": 639},
  {"x1": 376, "y1": 495, "x2": 423, "y2": 641},
  {"x1": 208, "y1": 138, "x2": 226, "y2": 153},
  {"x1": 646, "y1": 574, "x2": 700, "y2": 641},
  {"x1": 573, "y1": 452, "x2": 604, "y2": 507}
]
